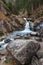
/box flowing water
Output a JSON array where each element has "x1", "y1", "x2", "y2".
[
  {"x1": 0, "y1": 17, "x2": 37, "y2": 50},
  {"x1": 0, "y1": 17, "x2": 43, "y2": 65},
  {"x1": 7, "y1": 18, "x2": 37, "y2": 39},
  {"x1": 34, "y1": 22, "x2": 43, "y2": 31}
]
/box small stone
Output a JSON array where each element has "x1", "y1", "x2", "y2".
[
  {"x1": 35, "y1": 37, "x2": 42, "y2": 41},
  {"x1": 31, "y1": 56, "x2": 42, "y2": 65},
  {"x1": 37, "y1": 51, "x2": 43, "y2": 58},
  {"x1": 4, "y1": 39, "x2": 11, "y2": 43}
]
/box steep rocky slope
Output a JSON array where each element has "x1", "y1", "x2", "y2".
[
  {"x1": 0, "y1": 1, "x2": 25, "y2": 36},
  {"x1": 29, "y1": 6, "x2": 43, "y2": 33},
  {"x1": 0, "y1": 11, "x2": 25, "y2": 35},
  {"x1": 31, "y1": 6, "x2": 43, "y2": 18},
  {"x1": 0, "y1": 0, "x2": 43, "y2": 36}
]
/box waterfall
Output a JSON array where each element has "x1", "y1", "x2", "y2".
[
  {"x1": 24, "y1": 18, "x2": 30, "y2": 30},
  {"x1": 0, "y1": 17, "x2": 38, "y2": 50}
]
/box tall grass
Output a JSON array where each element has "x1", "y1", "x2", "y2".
[{"x1": 3, "y1": 0, "x2": 43, "y2": 15}]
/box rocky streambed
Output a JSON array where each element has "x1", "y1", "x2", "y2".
[
  {"x1": 0, "y1": 1, "x2": 43, "y2": 65},
  {"x1": 0, "y1": 39, "x2": 43, "y2": 65},
  {"x1": 0, "y1": 17, "x2": 43, "y2": 65}
]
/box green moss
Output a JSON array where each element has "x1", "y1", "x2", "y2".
[
  {"x1": 5, "y1": 60, "x2": 9, "y2": 63},
  {"x1": 0, "y1": 32, "x2": 3, "y2": 36}
]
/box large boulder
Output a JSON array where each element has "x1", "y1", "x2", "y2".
[{"x1": 7, "y1": 39, "x2": 40, "y2": 65}]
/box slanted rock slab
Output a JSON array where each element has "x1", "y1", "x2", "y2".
[{"x1": 7, "y1": 39, "x2": 40, "y2": 65}]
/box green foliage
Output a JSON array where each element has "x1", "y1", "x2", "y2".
[
  {"x1": 2, "y1": 0, "x2": 43, "y2": 15},
  {"x1": 4, "y1": 0, "x2": 13, "y2": 10},
  {"x1": 0, "y1": 32, "x2": 3, "y2": 36}
]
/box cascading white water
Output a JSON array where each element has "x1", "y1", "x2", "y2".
[
  {"x1": 0, "y1": 17, "x2": 38, "y2": 50},
  {"x1": 24, "y1": 18, "x2": 30, "y2": 30},
  {"x1": 25, "y1": 22, "x2": 30, "y2": 30},
  {"x1": 20, "y1": 18, "x2": 32, "y2": 34}
]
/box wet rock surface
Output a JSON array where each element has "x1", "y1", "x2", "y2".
[
  {"x1": 14, "y1": 34, "x2": 31, "y2": 39},
  {"x1": 40, "y1": 58, "x2": 43, "y2": 65},
  {"x1": 4, "y1": 39, "x2": 12, "y2": 43},
  {"x1": 34, "y1": 21, "x2": 43, "y2": 32}
]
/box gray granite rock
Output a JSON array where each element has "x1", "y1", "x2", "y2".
[
  {"x1": 40, "y1": 58, "x2": 43, "y2": 65},
  {"x1": 37, "y1": 51, "x2": 43, "y2": 58},
  {"x1": 31, "y1": 56, "x2": 42, "y2": 65},
  {"x1": 7, "y1": 40, "x2": 40, "y2": 65}
]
